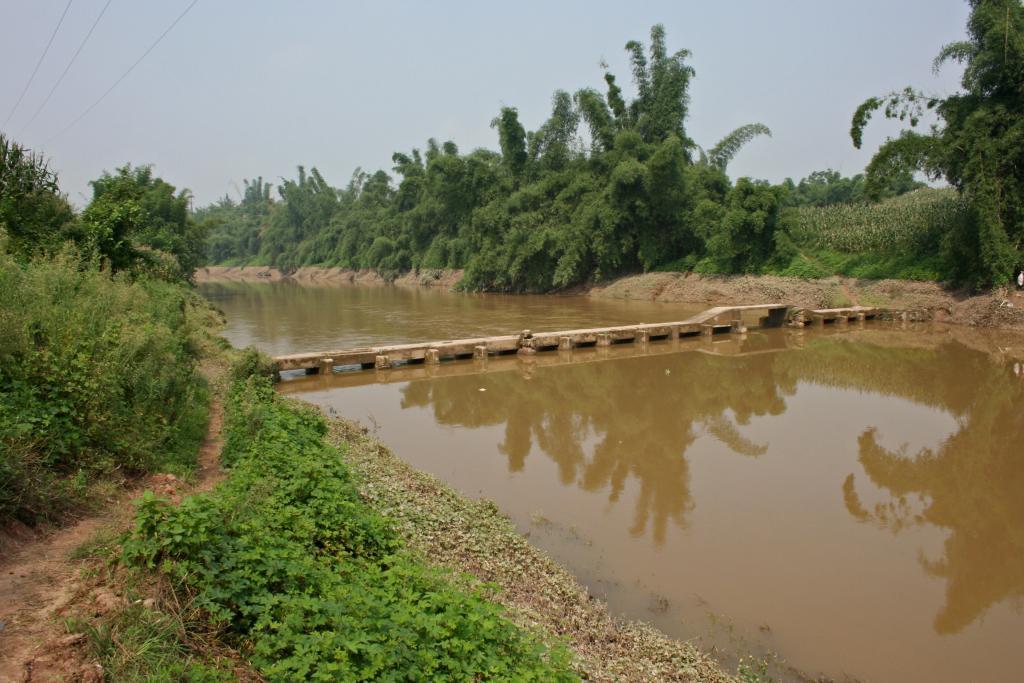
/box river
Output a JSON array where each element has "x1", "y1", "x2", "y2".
[{"x1": 201, "y1": 280, "x2": 1024, "y2": 683}]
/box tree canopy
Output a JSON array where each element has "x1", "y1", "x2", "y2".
[
  {"x1": 1, "y1": 138, "x2": 206, "y2": 283},
  {"x1": 851, "y1": 0, "x2": 1024, "y2": 287},
  {"x1": 203, "y1": 25, "x2": 784, "y2": 290}
]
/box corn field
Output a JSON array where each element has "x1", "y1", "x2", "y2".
[{"x1": 790, "y1": 188, "x2": 966, "y2": 253}]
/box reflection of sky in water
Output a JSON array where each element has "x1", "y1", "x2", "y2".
[{"x1": 296, "y1": 334, "x2": 1024, "y2": 683}]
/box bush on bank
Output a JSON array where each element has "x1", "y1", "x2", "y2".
[
  {"x1": 0, "y1": 249, "x2": 209, "y2": 524},
  {"x1": 123, "y1": 371, "x2": 577, "y2": 681}
]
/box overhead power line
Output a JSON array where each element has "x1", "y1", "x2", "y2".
[
  {"x1": 46, "y1": 0, "x2": 199, "y2": 144},
  {"x1": 19, "y1": 0, "x2": 114, "y2": 136},
  {"x1": 3, "y1": 0, "x2": 75, "y2": 129}
]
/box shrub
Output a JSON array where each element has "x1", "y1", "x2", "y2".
[
  {"x1": 229, "y1": 346, "x2": 279, "y2": 383},
  {"x1": 0, "y1": 250, "x2": 208, "y2": 524}
]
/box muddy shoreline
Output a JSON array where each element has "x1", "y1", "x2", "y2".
[
  {"x1": 325, "y1": 417, "x2": 738, "y2": 682},
  {"x1": 196, "y1": 265, "x2": 1024, "y2": 332},
  {"x1": 195, "y1": 265, "x2": 464, "y2": 289}
]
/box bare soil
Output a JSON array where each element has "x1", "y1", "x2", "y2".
[
  {"x1": 590, "y1": 272, "x2": 1024, "y2": 331},
  {"x1": 195, "y1": 265, "x2": 464, "y2": 289},
  {"x1": 0, "y1": 368, "x2": 226, "y2": 683}
]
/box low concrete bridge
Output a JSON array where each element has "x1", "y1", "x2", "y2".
[{"x1": 273, "y1": 303, "x2": 883, "y2": 374}]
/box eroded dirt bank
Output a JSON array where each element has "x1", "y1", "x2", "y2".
[
  {"x1": 196, "y1": 265, "x2": 1024, "y2": 332},
  {"x1": 195, "y1": 265, "x2": 463, "y2": 289},
  {"x1": 590, "y1": 272, "x2": 1024, "y2": 330}
]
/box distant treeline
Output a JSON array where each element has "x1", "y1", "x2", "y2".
[
  {"x1": 199, "y1": 25, "x2": 932, "y2": 291},
  {"x1": 201, "y1": 3, "x2": 1024, "y2": 291}
]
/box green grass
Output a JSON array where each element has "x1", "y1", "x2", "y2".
[{"x1": 70, "y1": 604, "x2": 235, "y2": 682}]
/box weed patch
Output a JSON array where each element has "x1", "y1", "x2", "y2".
[
  {"x1": 123, "y1": 372, "x2": 576, "y2": 681},
  {"x1": 0, "y1": 250, "x2": 212, "y2": 524}
]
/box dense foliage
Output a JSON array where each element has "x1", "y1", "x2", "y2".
[
  {"x1": 0, "y1": 134, "x2": 75, "y2": 261},
  {"x1": 0, "y1": 133, "x2": 216, "y2": 524},
  {"x1": 201, "y1": 22, "x2": 957, "y2": 289},
  {"x1": 76, "y1": 164, "x2": 209, "y2": 282},
  {"x1": 0, "y1": 248, "x2": 210, "y2": 524},
  {"x1": 851, "y1": 0, "x2": 1024, "y2": 287},
  {"x1": 1, "y1": 133, "x2": 207, "y2": 282},
  {"x1": 124, "y1": 372, "x2": 576, "y2": 681},
  {"x1": 782, "y1": 168, "x2": 924, "y2": 207},
  {"x1": 201, "y1": 25, "x2": 791, "y2": 289}
]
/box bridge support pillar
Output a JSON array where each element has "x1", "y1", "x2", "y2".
[
  {"x1": 669, "y1": 325, "x2": 681, "y2": 340},
  {"x1": 597, "y1": 333, "x2": 612, "y2": 347},
  {"x1": 425, "y1": 348, "x2": 440, "y2": 364},
  {"x1": 375, "y1": 354, "x2": 391, "y2": 370},
  {"x1": 558, "y1": 336, "x2": 573, "y2": 351},
  {"x1": 836, "y1": 315, "x2": 849, "y2": 326},
  {"x1": 731, "y1": 319, "x2": 747, "y2": 334},
  {"x1": 320, "y1": 358, "x2": 334, "y2": 374},
  {"x1": 473, "y1": 345, "x2": 488, "y2": 361},
  {"x1": 637, "y1": 330, "x2": 650, "y2": 344},
  {"x1": 767, "y1": 307, "x2": 788, "y2": 327},
  {"x1": 701, "y1": 324, "x2": 715, "y2": 336}
]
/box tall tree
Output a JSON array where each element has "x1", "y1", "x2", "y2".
[
  {"x1": 851, "y1": 0, "x2": 1024, "y2": 287},
  {"x1": 79, "y1": 165, "x2": 205, "y2": 279},
  {"x1": 491, "y1": 107, "x2": 529, "y2": 180}
]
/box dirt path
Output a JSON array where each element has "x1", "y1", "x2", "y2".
[{"x1": 0, "y1": 372, "x2": 225, "y2": 683}]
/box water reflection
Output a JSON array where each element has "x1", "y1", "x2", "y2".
[
  {"x1": 842, "y1": 347, "x2": 1024, "y2": 635},
  {"x1": 203, "y1": 275, "x2": 1024, "y2": 681},
  {"x1": 397, "y1": 335, "x2": 1024, "y2": 638},
  {"x1": 400, "y1": 349, "x2": 794, "y2": 543}
]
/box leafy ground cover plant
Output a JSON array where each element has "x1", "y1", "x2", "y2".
[{"x1": 123, "y1": 370, "x2": 577, "y2": 681}]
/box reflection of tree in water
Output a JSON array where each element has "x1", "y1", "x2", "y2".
[
  {"x1": 401, "y1": 351, "x2": 789, "y2": 543},
  {"x1": 828, "y1": 341, "x2": 1024, "y2": 635},
  {"x1": 402, "y1": 335, "x2": 1024, "y2": 632}
]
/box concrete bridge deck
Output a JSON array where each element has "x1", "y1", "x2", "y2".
[{"x1": 273, "y1": 303, "x2": 883, "y2": 374}]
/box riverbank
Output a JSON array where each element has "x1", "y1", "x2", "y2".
[
  {"x1": 0, "y1": 260, "x2": 743, "y2": 680},
  {"x1": 195, "y1": 265, "x2": 1024, "y2": 332},
  {"x1": 122, "y1": 368, "x2": 722, "y2": 680},
  {"x1": 195, "y1": 265, "x2": 464, "y2": 289},
  {"x1": 326, "y1": 417, "x2": 738, "y2": 683}
]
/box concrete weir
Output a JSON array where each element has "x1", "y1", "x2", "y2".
[{"x1": 273, "y1": 304, "x2": 883, "y2": 374}]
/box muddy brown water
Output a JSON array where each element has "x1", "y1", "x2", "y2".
[{"x1": 202, "y1": 281, "x2": 1024, "y2": 683}]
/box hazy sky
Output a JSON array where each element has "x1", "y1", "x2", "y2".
[{"x1": 1, "y1": 1, "x2": 969, "y2": 206}]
